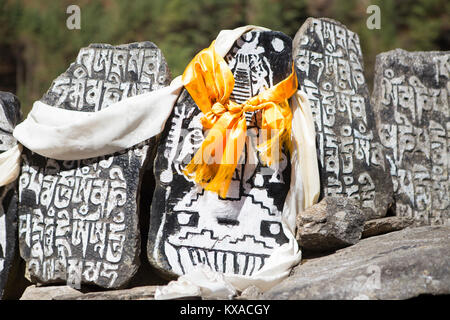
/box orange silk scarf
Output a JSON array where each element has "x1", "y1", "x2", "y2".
[{"x1": 182, "y1": 40, "x2": 298, "y2": 198}]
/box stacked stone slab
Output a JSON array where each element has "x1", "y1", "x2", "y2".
[
  {"x1": 0, "y1": 92, "x2": 22, "y2": 298},
  {"x1": 296, "y1": 196, "x2": 366, "y2": 252},
  {"x1": 148, "y1": 30, "x2": 294, "y2": 278},
  {"x1": 292, "y1": 17, "x2": 393, "y2": 220},
  {"x1": 17, "y1": 42, "x2": 171, "y2": 288},
  {"x1": 372, "y1": 49, "x2": 449, "y2": 226},
  {"x1": 263, "y1": 225, "x2": 450, "y2": 300}
]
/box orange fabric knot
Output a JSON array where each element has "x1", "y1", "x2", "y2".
[{"x1": 181, "y1": 41, "x2": 298, "y2": 198}]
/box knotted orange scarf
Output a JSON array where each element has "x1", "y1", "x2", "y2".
[{"x1": 182, "y1": 40, "x2": 298, "y2": 198}]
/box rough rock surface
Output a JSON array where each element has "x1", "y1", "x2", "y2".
[
  {"x1": 20, "y1": 285, "x2": 82, "y2": 300},
  {"x1": 263, "y1": 226, "x2": 450, "y2": 300},
  {"x1": 362, "y1": 216, "x2": 414, "y2": 238},
  {"x1": 0, "y1": 92, "x2": 24, "y2": 299},
  {"x1": 236, "y1": 285, "x2": 262, "y2": 300},
  {"x1": 148, "y1": 30, "x2": 295, "y2": 279},
  {"x1": 17, "y1": 42, "x2": 171, "y2": 288},
  {"x1": 58, "y1": 285, "x2": 157, "y2": 300},
  {"x1": 293, "y1": 17, "x2": 393, "y2": 219},
  {"x1": 19, "y1": 284, "x2": 158, "y2": 300},
  {"x1": 296, "y1": 196, "x2": 366, "y2": 252},
  {"x1": 371, "y1": 49, "x2": 450, "y2": 226}
]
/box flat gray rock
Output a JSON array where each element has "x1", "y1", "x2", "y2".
[
  {"x1": 54, "y1": 285, "x2": 157, "y2": 300},
  {"x1": 0, "y1": 92, "x2": 22, "y2": 299},
  {"x1": 262, "y1": 226, "x2": 450, "y2": 299},
  {"x1": 20, "y1": 284, "x2": 82, "y2": 300},
  {"x1": 293, "y1": 18, "x2": 393, "y2": 219},
  {"x1": 372, "y1": 49, "x2": 450, "y2": 226},
  {"x1": 17, "y1": 42, "x2": 171, "y2": 288},
  {"x1": 148, "y1": 30, "x2": 294, "y2": 278},
  {"x1": 20, "y1": 284, "x2": 158, "y2": 300},
  {"x1": 362, "y1": 216, "x2": 414, "y2": 238},
  {"x1": 296, "y1": 196, "x2": 366, "y2": 252}
]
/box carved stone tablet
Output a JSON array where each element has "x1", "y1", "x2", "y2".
[
  {"x1": 372, "y1": 49, "x2": 449, "y2": 226},
  {"x1": 293, "y1": 18, "x2": 393, "y2": 219},
  {"x1": 0, "y1": 92, "x2": 21, "y2": 298},
  {"x1": 17, "y1": 42, "x2": 171, "y2": 288},
  {"x1": 148, "y1": 31, "x2": 293, "y2": 278}
]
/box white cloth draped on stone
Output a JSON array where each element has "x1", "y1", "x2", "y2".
[
  {"x1": 0, "y1": 143, "x2": 22, "y2": 187},
  {"x1": 2, "y1": 25, "x2": 320, "y2": 298},
  {"x1": 13, "y1": 78, "x2": 183, "y2": 161}
]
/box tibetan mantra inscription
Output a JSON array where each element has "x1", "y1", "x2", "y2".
[
  {"x1": 372, "y1": 49, "x2": 449, "y2": 226},
  {"x1": 17, "y1": 42, "x2": 171, "y2": 288},
  {"x1": 0, "y1": 92, "x2": 21, "y2": 298},
  {"x1": 148, "y1": 31, "x2": 293, "y2": 278},
  {"x1": 293, "y1": 18, "x2": 393, "y2": 219}
]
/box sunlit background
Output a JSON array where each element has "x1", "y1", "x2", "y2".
[{"x1": 0, "y1": 0, "x2": 448, "y2": 115}]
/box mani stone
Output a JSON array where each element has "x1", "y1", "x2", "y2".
[
  {"x1": 0, "y1": 92, "x2": 22, "y2": 299},
  {"x1": 293, "y1": 17, "x2": 393, "y2": 219},
  {"x1": 372, "y1": 49, "x2": 450, "y2": 227},
  {"x1": 148, "y1": 30, "x2": 294, "y2": 278},
  {"x1": 263, "y1": 225, "x2": 450, "y2": 300},
  {"x1": 17, "y1": 42, "x2": 171, "y2": 288},
  {"x1": 296, "y1": 196, "x2": 366, "y2": 253}
]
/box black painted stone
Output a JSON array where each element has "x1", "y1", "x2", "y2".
[
  {"x1": 17, "y1": 42, "x2": 171, "y2": 288},
  {"x1": 0, "y1": 92, "x2": 21, "y2": 299},
  {"x1": 148, "y1": 31, "x2": 294, "y2": 278},
  {"x1": 371, "y1": 49, "x2": 450, "y2": 226},
  {"x1": 292, "y1": 17, "x2": 393, "y2": 219}
]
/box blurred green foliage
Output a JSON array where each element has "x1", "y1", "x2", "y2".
[{"x1": 0, "y1": 0, "x2": 448, "y2": 114}]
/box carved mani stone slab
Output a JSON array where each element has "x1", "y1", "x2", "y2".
[
  {"x1": 372, "y1": 49, "x2": 450, "y2": 226},
  {"x1": 17, "y1": 42, "x2": 171, "y2": 288},
  {"x1": 148, "y1": 31, "x2": 293, "y2": 278},
  {"x1": 293, "y1": 17, "x2": 393, "y2": 219},
  {"x1": 0, "y1": 92, "x2": 21, "y2": 298}
]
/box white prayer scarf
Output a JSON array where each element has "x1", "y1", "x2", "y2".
[
  {"x1": 2, "y1": 25, "x2": 320, "y2": 299},
  {"x1": 0, "y1": 143, "x2": 22, "y2": 187},
  {"x1": 12, "y1": 25, "x2": 268, "y2": 162}
]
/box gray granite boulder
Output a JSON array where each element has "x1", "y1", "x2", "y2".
[
  {"x1": 17, "y1": 42, "x2": 171, "y2": 288},
  {"x1": 263, "y1": 226, "x2": 450, "y2": 299},
  {"x1": 371, "y1": 49, "x2": 450, "y2": 227},
  {"x1": 362, "y1": 216, "x2": 414, "y2": 238},
  {"x1": 296, "y1": 196, "x2": 366, "y2": 253},
  {"x1": 293, "y1": 17, "x2": 393, "y2": 219}
]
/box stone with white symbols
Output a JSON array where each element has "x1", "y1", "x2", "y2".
[
  {"x1": 0, "y1": 92, "x2": 22, "y2": 299},
  {"x1": 148, "y1": 30, "x2": 294, "y2": 278},
  {"x1": 293, "y1": 17, "x2": 393, "y2": 220},
  {"x1": 17, "y1": 42, "x2": 171, "y2": 288},
  {"x1": 371, "y1": 49, "x2": 450, "y2": 226}
]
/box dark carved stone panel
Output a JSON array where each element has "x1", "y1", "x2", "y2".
[
  {"x1": 17, "y1": 42, "x2": 171, "y2": 288},
  {"x1": 293, "y1": 17, "x2": 393, "y2": 219},
  {"x1": 148, "y1": 31, "x2": 293, "y2": 278},
  {"x1": 372, "y1": 49, "x2": 449, "y2": 226},
  {"x1": 0, "y1": 92, "x2": 21, "y2": 299}
]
